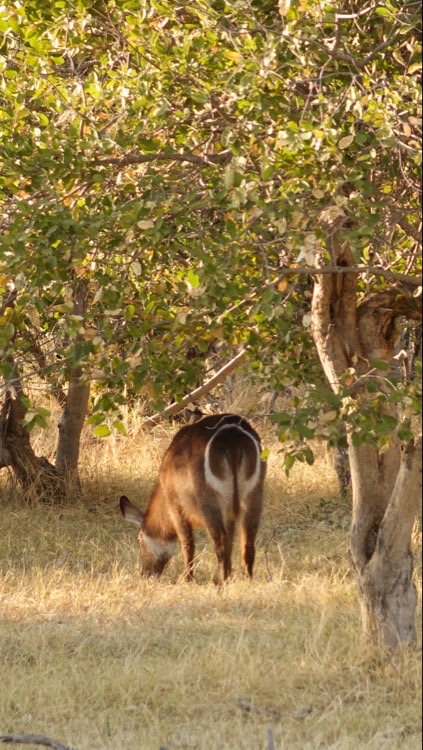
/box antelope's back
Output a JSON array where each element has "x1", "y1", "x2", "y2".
[
  {"x1": 167, "y1": 414, "x2": 260, "y2": 458},
  {"x1": 167, "y1": 414, "x2": 264, "y2": 492}
]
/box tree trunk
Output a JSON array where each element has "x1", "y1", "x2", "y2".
[
  {"x1": 0, "y1": 288, "x2": 63, "y2": 501},
  {"x1": 55, "y1": 377, "x2": 90, "y2": 477},
  {"x1": 0, "y1": 279, "x2": 91, "y2": 502},
  {"x1": 352, "y1": 437, "x2": 421, "y2": 646},
  {"x1": 311, "y1": 223, "x2": 421, "y2": 646},
  {"x1": 55, "y1": 279, "x2": 91, "y2": 481},
  {"x1": 333, "y1": 424, "x2": 351, "y2": 498},
  {"x1": 0, "y1": 389, "x2": 63, "y2": 502}
]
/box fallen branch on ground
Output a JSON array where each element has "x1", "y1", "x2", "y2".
[{"x1": 0, "y1": 734, "x2": 72, "y2": 750}]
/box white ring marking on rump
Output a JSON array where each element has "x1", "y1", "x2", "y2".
[{"x1": 204, "y1": 424, "x2": 261, "y2": 497}]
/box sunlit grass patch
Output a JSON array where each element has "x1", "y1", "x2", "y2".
[{"x1": 0, "y1": 418, "x2": 421, "y2": 750}]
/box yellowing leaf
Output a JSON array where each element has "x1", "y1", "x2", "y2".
[
  {"x1": 338, "y1": 135, "x2": 354, "y2": 149},
  {"x1": 224, "y1": 169, "x2": 234, "y2": 190},
  {"x1": 224, "y1": 50, "x2": 243, "y2": 63},
  {"x1": 319, "y1": 410, "x2": 337, "y2": 423},
  {"x1": 278, "y1": 0, "x2": 291, "y2": 16},
  {"x1": 302, "y1": 312, "x2": 312, "y2": 327},
  {"x1": 276, "y1": 217, "x2": 287, "y2": 235},
  {"x1": 103, "y1": 308, "x2": 122, "y2": 316},
  {"x1": 278, "y1": 279, "x2": 289, "y2": 292},
  {"x1": 378, "y1": 440, "x2": 391, "y2": 455},
  {"x1": 0, "y1": 275, "x2": 10, "y2": 288},
  {"x1": 53, "y1": 303, "x2": 74, "y2": 313},
  {"x1": 131, "y1": 261, "x2": 142, "y2": 276},
  {"x1": 290, "y1": 211, "x2": 304, "y2": 228},
  {"x1": 83, "y1": 328, "x2": 97, "y2": 340}
]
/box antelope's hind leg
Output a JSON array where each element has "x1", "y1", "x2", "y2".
[
  {"x1": 240, "y1": 492, "x2": 263, "y2": 578},
  {"x1": 205, "y1": 516, "x2": 235, "y2": 583}
]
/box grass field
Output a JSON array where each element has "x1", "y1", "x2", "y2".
[{"x1": 0, "y1": 415, "x2": 421, "y2": 750}]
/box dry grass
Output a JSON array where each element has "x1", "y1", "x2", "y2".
[{"x1": 0, "y1": 408, "x2": 421, "y2": 750}]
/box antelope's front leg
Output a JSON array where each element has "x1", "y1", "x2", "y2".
[{"x1": 173, "y1": 514, "x2": 196, "y2": 581}]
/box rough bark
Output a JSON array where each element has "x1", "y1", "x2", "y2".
[
  {"x1": 358, "y1": 437, "x2": 421, "y2": 646},
  {"x1": 0, "y1": 285, "x2": 63, "y2": 499},
  {"x1": 55, "y1": 377, "x2": 90, "y2": 476},
  {"x1": 0, "y1": 388, "x2": 62, "y2": 502},
  {"x1": 0, "y1": 279, "x2": 91, "y2": 502},
  {"x1": 55, "y1": 280, "x2": 90, "y2": 480},
  {"x1": 311, "y1": 224, "x2": 422, "y2": 646},
  {"x1": 333, "y1": 426, "x2": 351, "y2": 498},
  {"x1": 0, "y1": 373, "x2": 89, "y2": 501}
]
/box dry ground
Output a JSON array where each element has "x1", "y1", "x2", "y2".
[{"x1": 0, "y1": 414, "x2": 421, "y2": 750}]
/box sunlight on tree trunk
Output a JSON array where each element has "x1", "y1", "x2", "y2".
[
  {"x1": 311, "y1": 223, "x2": 421, "y2": 646},
  {"x1": 356, "y1": 437, "x2": 421, "y2": 646}
]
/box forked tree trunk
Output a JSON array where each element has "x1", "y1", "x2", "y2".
[
  {"x1": 352, "y1": 437, "x2": 421, "y2": 645},
  {"x1": 0, "y1": 280, "x2": 91, "y2": 502},
  {"x1": 311, "y1": 225, "x2": 421, "y2": 646},
  {"x1": 0, "y1": 377, "x2": 90, "y2": 502},
  {"x1": 0, "y1": 387, "x2": 63, "y2": 501}
]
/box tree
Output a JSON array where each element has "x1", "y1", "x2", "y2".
[
  {"x1": 311, "y1": 224, "x2": 421, "y2": 646},
  {"x1": 0, "y1": 1, "x2": 421, "y2": 643}
]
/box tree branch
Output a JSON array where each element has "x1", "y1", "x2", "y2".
[
  {"x1": 142, "y1": 349, "x2": 246, "y2": 428},
  {"x1": 95, "y1": 150, "x2": 233, "y2": 169},
  {"x1": 272, "y1": 265, "x2": 422, "y2": 288},
  {"x1": 389, "y1": 209, "x2": 422, "y2": 245}
]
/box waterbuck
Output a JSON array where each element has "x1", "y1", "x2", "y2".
[{"x1": 120, "y1": 413, "x2": 266, "y2": 582}]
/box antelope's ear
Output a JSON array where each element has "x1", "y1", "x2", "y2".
[{"x1": 119, "y1": 495, "x2": 145, "y2": 527}]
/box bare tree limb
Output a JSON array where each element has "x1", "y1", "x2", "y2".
[
  {"x1": 95, "y1": 149, "x2": 233, "y2": 169},
  {"x1": 272, "y1": 264, "x2": 422, "y2": 288},
  {"x1": 389, "y1": 209, "x2": 422, "y2": 245},
  {"x1": 142, "y1": 349, "x2": 246, "y2": 428}
]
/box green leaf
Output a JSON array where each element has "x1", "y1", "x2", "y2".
[
  {"x1": 187, "y1": 269, "x2": 200, "y2": 288},
  {"x1": 113, "y1": 420, "x2": 127, "y2": 436},
  {"x1": 125, "y1": 304, "x2": 136, "y2": 321},
  {"x1": 370, "y1": 359, "x2": 391, "y2": 372},
  {"x1": 284, "y1": 454, "x2": 296, "y2": 474},
  {"x1": 303, "y1": 448, "x2": 315, "y2": 466},
  {"x1": 93, "y1": 425, "x2": 112, "y2": 438},
  {"x1": 398, "y1": 423, "x2": 413, "y2": 442},
  {"x1": 190, "y1": 92, "x2": 208, "y2": 104},
  {"x1": 297, "y1": 423, "x2": 315, "y2": 439}
]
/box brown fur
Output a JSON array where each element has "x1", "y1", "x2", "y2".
[{"x1": 120, "y1": 414, "x2": 266, "y2": 582}]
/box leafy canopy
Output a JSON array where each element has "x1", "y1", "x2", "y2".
[{"x1": 0, "y1": 0, "x2": 421, "y2": 455}]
